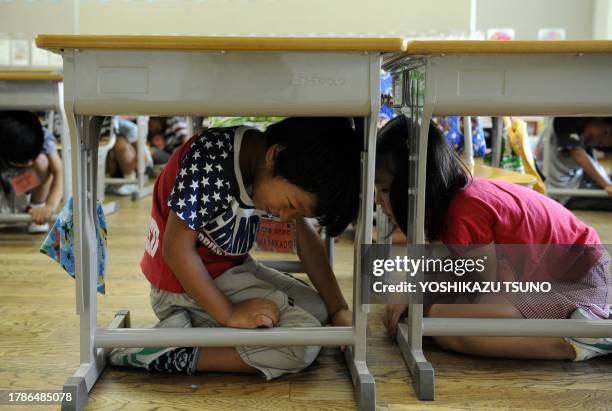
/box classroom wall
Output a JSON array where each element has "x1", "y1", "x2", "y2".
[
  {"x1": 594, "y1": 0, "x2": 612, "y2": 39},
  {"x1": 0, "y1": 0, "x2": 77, "y2": 37},
  {"x1": 1, "y1": 0, "x2": 473, "y2": 38},
  {"x1": 78, "y1": 0, "x2": 473, "y2": 36},
  {"x1": 476, "y1": 0, "x2": 596, "y2": 40},
  {"x1": 1, "y1": 0, "x2": 605, "y2": 41}
]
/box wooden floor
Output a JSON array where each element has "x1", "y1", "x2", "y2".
[{"x1": 1, "y1": 195, "x2": 611, "y2": 410}]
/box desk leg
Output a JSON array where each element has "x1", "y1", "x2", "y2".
[
  {"x1": 397, "y1": 64, "x2": 435, "y2": 400},
  {"x1": 60, "y1": 112, "x2": 108, "y2": 410},
  {"x1": 58, "y1": 82, "x2": 72, "y2": 200},
  {"x1": 346, "y1": 110, "x2": 378, "y2": 410}
]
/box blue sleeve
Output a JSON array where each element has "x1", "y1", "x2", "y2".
[
  {"x1": 116, "y1": 118, "x2": 138, "y2": 144},
  {"x1": 42, "y1": 127, "x2": 57, "y2": 155}
]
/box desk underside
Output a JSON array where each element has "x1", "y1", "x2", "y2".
[{"x1": 61, "y1": 50, "x2": 378, "y2": 116}]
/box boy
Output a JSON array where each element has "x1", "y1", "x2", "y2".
[
  {"x1": 0, "y1": 111, "x2": 63, "y2": 233},
  {"x1": 110, "y1": 117, "x2": 360, "y2": 379},
  {"x1": 536, "y1": 117, "x2": 612, "y2": 210}
]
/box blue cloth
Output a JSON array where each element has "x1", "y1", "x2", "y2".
[
  {"x1": 381, "y1": 70, "x2": 393, "y2": 96},
  {"x1": 379, "y1": 104, "x2": 396, "y2": 121},
  {"x1": 39, "y1": 197, "x2": 108, "y2": 294},
  {"x1": 42, "y1": 127, "x2": 57, "y2": 155}
]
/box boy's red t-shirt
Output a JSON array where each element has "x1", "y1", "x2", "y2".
[
  {"x1": 441, "y1": 178, "x2": 602, "y2": 282},
  {"x1": 141, "y1": 128, "x2": 262, "y2": 293}
]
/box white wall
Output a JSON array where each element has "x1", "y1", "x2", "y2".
[
  {"x1": 1, "y1": 0, "x2": 472, "y2": 38},
  {"x1": 78, "y1": 0, "x2": 473, "y2": 36},
  {"x1": 476, "y1": 0, "x2": 596, "y2": 40},
  {"x1": 1, "y1": 0, "x2": 604, "y2": 41},
  {"x1": 0, "y1": 0, "x2": 77, "y2": 37},
  {"x1": 594, "y1": 0, "x2": 612, "y2": 38}
]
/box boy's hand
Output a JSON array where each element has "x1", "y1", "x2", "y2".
[
  {"x1": 225, "y1": 298, "x2": 281, "y2": 329},
  {"x1": 605, "y1": 185, "x2": 612, "y2": 198},
  {"x1": 382, "y1": 304, "x2": 408, "y2": 339},
  {"x1": 29, "y1": 205, "x2": 54, "y2": 225}
]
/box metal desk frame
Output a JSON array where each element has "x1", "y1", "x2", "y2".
[
  {"x1": 37, "y1": 34, "x2": 408, "y2": 411},
  {"x1": 383, "y1": 40, "x2": 612, "y2": 401}
]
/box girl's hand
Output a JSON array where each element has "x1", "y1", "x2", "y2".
[{"x1": 382, "y1": 304, "x2": 408, "y2": 339}]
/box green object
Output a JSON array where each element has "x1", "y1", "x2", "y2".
[
  {"x1": 483, "y1": 120, "x2": 524, "y2": 173},
  {"x1": 208, "y1": 117, "x2": 285, "y2": 130}
]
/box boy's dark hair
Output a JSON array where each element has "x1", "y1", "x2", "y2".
[
  {"x1": 264, "y1": 117, "x2": 361, "y2": 237},
  {"x1": 376, "y1": 115, "x2": 470, "y2": 240},
  {"x1": 0, "y1": 111, "x2": 44, "y2": 163}
]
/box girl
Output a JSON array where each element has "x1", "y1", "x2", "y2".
[{"x1": 376, "y1": 115, "x2": 611, "y2": 361}]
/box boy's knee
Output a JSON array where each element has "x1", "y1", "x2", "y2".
[
  {"x1": 286, "y1": 344, "x2": 321, "y2": 370},
  {"x1": 114, "y1": 136, "x2": 133, "y2": 153},
  {"x1": 244, "y1": 344, "x2": 321, "y2": 379},
  {"x1": 307, "y1": 293, "x2": 329, "y2": 325}
]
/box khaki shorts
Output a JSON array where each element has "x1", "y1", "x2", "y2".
[{"x1": 150, "y1": 257, "x2": 328, "y2": 380}]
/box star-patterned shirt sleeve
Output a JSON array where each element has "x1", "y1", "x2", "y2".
[{"x1": 167, "y1": 128, "x2": 235, "y2": 231}]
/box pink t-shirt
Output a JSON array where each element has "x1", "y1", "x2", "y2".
[{"x1": 440, "y1": 178, "x2": 602, "y2": 282}]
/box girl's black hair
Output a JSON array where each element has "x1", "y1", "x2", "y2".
[
  {"x1": 0, "y1": 111, "x2": 44, "y2": 163},
  {"x1": 376, "y1": 115, "x2": 470, "y2": 240},
  {"x1": 264, "y1": 117, "x2": 361, "y2": 237}
]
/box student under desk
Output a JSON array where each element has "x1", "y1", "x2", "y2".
[
  {"x1": 0, "y1": 70, "x2": 71, "y2": 223},
  {"x1": 383, "y1": 39, "x2": 612, "y2": 401},
  {"x1": 36, "y1": 34, "x2": 407, "y2": 411}
]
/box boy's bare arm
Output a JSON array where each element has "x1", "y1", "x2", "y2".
[
  {"x1": 46, "y1": 152, "x2": 63, "y2": 210},
  {"x1": 29, "y1": 152, "x2": 63, "y2": 224},
  {"x1": 294, "y1": 217, "x2": 349, "y2": 324},
  {"x1": 163, "y1": 211, "x2": 280, "y2": 328}
]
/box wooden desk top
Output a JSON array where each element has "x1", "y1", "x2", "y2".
[
  {"x1": 36, "y1": 35, "x2": 408, "y2": 53},
  {"x1": 473, "y1": 160, "x2": 537, "y2": 187},
  {"x1": 0, "y1": 70, "x2": 63, "y2": 81},
  {"x1": 405, "y1": 40, "x2": 612, "y2": 55}
]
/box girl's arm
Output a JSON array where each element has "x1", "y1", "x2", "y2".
[
  {"x1": 164, "y1": 211, "x2": 280, "y2": 328},
  {"x1": 294, "y1": 217, "x2": 350, "y2": 325}
]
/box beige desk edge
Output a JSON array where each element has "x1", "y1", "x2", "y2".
[
  {"x1": 404, "y1": 40, "x2": 612, "y2": 54},
  {"x1": 0, "y1": 71, "x2": 63, "y2": 81},
  {"x1": 35, "y1": 35, "x2": 408, "y2": 52}
]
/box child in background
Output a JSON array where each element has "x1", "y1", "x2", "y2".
[
  {"x1": 147, "y1": 116, "x2": 189, "y2": 165},
  {"x1": 100, "y1": 116, "x2": 152, "y2": 196},
  {"x1": 376, "y1": 115, "x2": 611, "y2": 361},
  {"x1": 536, "y1": 117, "x2": 612, "y2": 210},
  {"x1": 0, "y1": 111, "x2": 63, "y2": 233},
  {"x1": 434, "y1": 116, "x2": 487, "y2": 157},
  {"x1": 110, "y1": 117, "x2": 359, "y2": 379}
]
